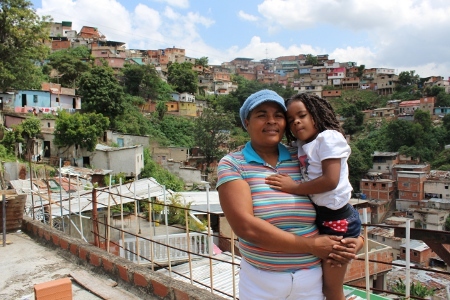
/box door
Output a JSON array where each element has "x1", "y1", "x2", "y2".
[{"x1": 43, "y1": 141, "x2": 51, "y2": 158}]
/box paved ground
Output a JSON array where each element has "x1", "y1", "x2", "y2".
[{"x1": 0, "y1": 231, "x2": 140, "y2": 300}]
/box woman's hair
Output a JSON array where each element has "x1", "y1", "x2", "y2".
[{"x1": 285, "y1": 93, "x2": 344, "y2": 143}]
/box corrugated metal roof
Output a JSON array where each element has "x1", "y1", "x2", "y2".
[
  {"x1": 12, "y1": 177, "x2": 173, "y2": 217},
  {"x1": 156, "y1": 252, "x2": 240, "y2": 299}
]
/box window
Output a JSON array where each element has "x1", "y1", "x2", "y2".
[
  {"x1": 365, "y1": 183, "x2": 368, "y2": 186},
  {"x1": 413, "y1": 252, "x2": 418, "y2": 257},
  {"x1": 373, "y1": 183, "x2": 376, "y2": 187},
  {"x1": 47, "y1": 123, "x2": 50, "y2": 128},
  {"x1": 56, "y1": 97, "x2": 59, "y2": 103},
  {"x1": 382, "y1": 184, "x2": 386, "y2": 187},
  {"x1": 378, "y1": 166, "x2": 381, "y2": 170},
  {"x1": 413, "y1": 193, "x2": 417, "y2": 197},
  {"x1": 117, "y1": 138, "x2": 124, "y2": 147},
  {"x1": 402, "y1": 249, "x2": 406, "y2": 253},
  {"x1": 445, "y1": 186, "x2": 449, "y2": 190},
  {"x1": 403, "y1": 182, "x2": 410, "y2": 187},
  {"x1": 33, "y1": 95, "x2": 38, "y2": 103}
]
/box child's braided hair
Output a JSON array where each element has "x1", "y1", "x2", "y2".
[{"x1": 285, "y1": 93, "x2": 344, "y2": 143}]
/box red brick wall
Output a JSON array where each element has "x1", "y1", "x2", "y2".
[
  {"x1": 345, "y1": 249, "x2": 393, "y2": 282},
  {"x1": 22, "y1": 217, "x2": 222, "y2": 300}
]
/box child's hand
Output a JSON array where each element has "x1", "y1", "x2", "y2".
[{"x1": 265, "y1": 173, "x2": 298, "y2": 194}]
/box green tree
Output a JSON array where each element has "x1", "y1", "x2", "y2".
[
  {"x1": 0, "y1": 0, "x2": 50, "y2": 92},
  {"x1": 167, "y1": 62, "x2": 198, "y2": 94},
  {"x1": 54, "y1": 111, "x2": 109, "y2": 152},
  {"x1": 121, "y1": 63, "x2": 161, "y2": 99},
  {"x1": 78, "y1": 65, "x2": 126, "y2": 120},
  {"x1": 195, "y1": 56, "x2": 209, "y2": 70},
  {"x1": 339, "y1": 104, "x2": 365, "y2": 135},
  {"x1": 113, "y1": 96, "x2": 151, "y2": 136},
  {"x1": 398, "y1": 70, "x2": 420, "y2": 86},
  {"x1": 383, "y1": 119, "x2": 416, "y2": 151},
  {"x1": 423, "y1": 85, "x2": 444, "y2": 97},
  {"x1": 194, "y1": 108, "x2": 234, "y2": 175},
  {"x1": 356, "y1": 65, "x2": 365, "y2": 78},
  {"x1": 348, "y1": 143, "x2": 372, "y2": 191},
  {"x1": 21, "y1": 117, "x2": 41, "y2": 140},
  {"x1": 305, "y1": 54, "x2": 318, "y2": 66},
  {"x1": 46, "y1": 46, "x2": 92, "y2": 88},
  {"x1": 1, "y1": 124, "x2": 24, "y2": 153},
  {"x1": 436, "y1": 90, "x2": 450, "y2": 107},
  {"x1": 159, "y1": 115, "x2": 195, "y2": 148}
]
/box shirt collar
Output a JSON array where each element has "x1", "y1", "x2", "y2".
[{"x1": 242, "y1": 141, "x2": 292, "y2": 164}]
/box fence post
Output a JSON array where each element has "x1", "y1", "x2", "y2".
[{"x1": 92, "y1": 188, "x2": 99, "y2": 247}]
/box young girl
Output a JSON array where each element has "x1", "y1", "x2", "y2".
[{"x1": 265, "y1": 93, "x2": 362, "y2": 300}]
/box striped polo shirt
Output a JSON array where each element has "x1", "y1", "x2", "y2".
[{"x1": 217, "y1": 141, "x2": 321, "y2": 272}]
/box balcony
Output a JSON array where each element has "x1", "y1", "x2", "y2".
[{"x1": 17, "y1": 181, "x2": 450, "y2": 300}]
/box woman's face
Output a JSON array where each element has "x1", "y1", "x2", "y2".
[{"x1": 244, "y1": 101, "x2": 286, "y2": 147}]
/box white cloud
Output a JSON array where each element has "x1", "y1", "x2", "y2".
[
  {"x1": 255, "y1": 0, "x2": 450, "y2": 77},
  {"x1": 36, "y1": 0, "x2": 133, "y2": 44},
  {"x1": 153, "y1": 0, "x2": 189, "y2": 9},
  {"x1": 330, "y1": 46, "x2": 376, "y2": 67},
  {"x1": 224, "y1": 36, "x2": 324, "y2": 62},
  {"x1": 34, "y1": 0, "x2": 450, "y2": 77},
  {"x1": 238, "y1": 10, "x2": 258, "y2": 22},
  {"x1": 36, "y1": 0, "x2": 214, "y2": 53}
]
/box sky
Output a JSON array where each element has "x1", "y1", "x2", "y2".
[{"x1": 30, "y1": 0, "x2": 450, "y2": 78}]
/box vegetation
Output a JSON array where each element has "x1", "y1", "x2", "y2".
[
  {"x1": 0, "y1": 0, "x2": 50, "y2": 92},
  {"x1": 167, "y1": 62, "x2": 198, "y2": 94},
  {"x1": 78, "y1": 65, "x2": 126, "y2": 121},
  {"x1": 140, "y1": 148, "x2": 184, "y2": 191},
  {"x1": 3, "y1": 2, "x2": 450, "y2": 194},
  {"x1": 445, "y1": 215, "x2": 450, "y2": 231},
  {"x1": 54, "y1": 110, "x2": 110, "y2": 152},
  {"x1": 44, "y1": 46, "x2": 92, "y2": 88},
  {"x1": 194, "y1": 108, "x2": 234, "y2": 175},
  {"x1": 391, "y1": 278, "x2": 435, "y2": 299}
]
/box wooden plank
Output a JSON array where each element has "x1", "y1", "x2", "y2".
[
  {"x1": 0, "y1": 195, "x2": 26, "y2": 232},
  {"x1": 70, "y1": 270, "x2": 141, "y2": 300},
  {"x1": 0, "y1": 190, "x2": 17, "y2": 196}
]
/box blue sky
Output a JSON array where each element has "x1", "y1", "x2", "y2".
[{"x1": 31, "y1": 0, "x2": 450, "y2": 78}]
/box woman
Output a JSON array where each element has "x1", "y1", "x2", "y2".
[{"x1": 217, "y1": 89, "x2": 363, "y2": 300}]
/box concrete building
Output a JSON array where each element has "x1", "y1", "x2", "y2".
[
  {"x1": 368, "y1": 152, "x2": 399, "y2": 179},
  {"x1": 87, "y1": 144, "x2": 144, "y2": 179},
  {"x1": 399, "y1": 240, "x2": 434, "y2": 267},
  {"x1": 103, "y1": 130, "x2": 150, "y2": 148},
  {"x1": 413, "y1": 208, "x2": 449, "y2": 231},
  {"x1": 396, "y1": 171, "x2": 427, "y2": 210}
]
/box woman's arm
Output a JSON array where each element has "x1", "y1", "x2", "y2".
[
  {"x1": 218, "y1": 179, "x2": 342, "y2": 259},
  {"x1": 266, "y1": 158, "x2": 341, "y2": 195}
]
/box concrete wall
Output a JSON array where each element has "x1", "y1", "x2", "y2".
[
  {"x1": 21, "y1": 217, "x2": 222, "y2": 300},
  {"x1": 166, "y1": 161, "x2": 202, "y2": 184},
  {"x1": 105, "y1": 131, "x2": 149, "y2": 147},
  {"x1": 92, "y1": 146, "x2": 144, "y2": 177}
]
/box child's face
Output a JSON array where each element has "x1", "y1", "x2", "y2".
[{"x1": 286, "y1": 100, "x2": 318, "y2": 143}]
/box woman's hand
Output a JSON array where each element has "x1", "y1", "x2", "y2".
[
  {"x1": 308, "y1": 235, "x2": 343, "y2": 260},
  {"x1": 326, "y1": 236, "x2": 363, "y2": 266}
]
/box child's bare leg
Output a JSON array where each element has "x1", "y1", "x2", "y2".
[{"x1": 322, "y1": 260, "x2": 348, "y2": 300}]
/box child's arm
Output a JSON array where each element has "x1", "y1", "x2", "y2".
[{"x1": 266, "y1": 158, "x2": 341, "y2": 195}]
